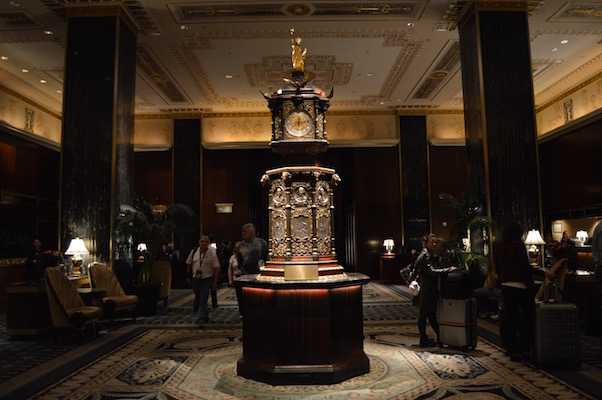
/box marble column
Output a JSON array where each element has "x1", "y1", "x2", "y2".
[
  {"x1": 60, "y1": 4, "x2": 138, "y2": 264},
  {"x1": 457, "y1": 1, "x2": 542, "y2": 239}
]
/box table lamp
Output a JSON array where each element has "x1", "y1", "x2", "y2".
[
  {"x1": 383, "y1": 239, "x2": 395, "y2": 255},
  {"x1": 65, "y1": 237, "x2": 89, "y2": 276},
  {"x1": 576, "y1": 230, "x2": 588, "y2": 246},
  {"x1": 524, "y1": 229, "x2": 545, "y2": 265}
]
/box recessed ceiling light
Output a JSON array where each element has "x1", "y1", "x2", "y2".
[
  {"x1": 366, "y1": 73, "x2": 373, "y2": 77},
  {"x1": 44, "y1": 30, "x2": 53, "y2": 35},
  {"x1": 180, "y1": 25, "x2": 188, "y2": 30},
  {"x1": 560, "y1": 39, "x2": 568, "y2": 44},
  {"x1": 407, "y1": 22, "x2": 414, "y2": 27},
  {"x1": 225, "y1": 75, "x2": 233, "y2": 79},
  {"x1": 551, "y1": 47, "x2": 558, "y2": 52},
  {"x1": 40, "y1": 79, "x2": 46, "y2": 84},
  {"x1": 22, "y1": 68, "x2": 28, "y2": 73},
  {"x1": 57, "y1": 90, "x2": 62, "y2": 94},
  {"x1": 1, "y1": 56, "x2": 7, "y2": 60}
]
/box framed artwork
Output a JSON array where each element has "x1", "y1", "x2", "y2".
[{"x1": 553, "y1": 223, "x2": 562, "y2": 233}]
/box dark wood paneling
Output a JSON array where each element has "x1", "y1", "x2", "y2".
[
  {"x1": 201, "y1": 149, "x2": 251, "y2": 246},
  {"x1": 134, "y1": 150, "x2": 173, "y2": 205},
  {"x1": 173, "y1": 119, "x2": 201, "y2": 256},
  {"x1": 0, "y1": 140, "x2": 59, "y2": 249},
  {"x1": 400, "y1": 116, "x2": 429, "y2": 251},
  {"x1": 539, "y1": 117, "x2": 602, "y2": 217},
  {"x1": 429, "y1": 145, "x2": 468, "y2": 241}
]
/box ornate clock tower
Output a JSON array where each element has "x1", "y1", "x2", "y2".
[
  {"x1": 258, "y1": 29, "x2": 343, "y2": 281},
  {"x1": 236, "y1": 30, "x2": 370, "y2": 385}
]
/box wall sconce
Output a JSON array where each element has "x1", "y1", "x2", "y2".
[
  {"x1": 383, "y1": 239, "x2": 395, "y2": 255},
  {"x1": 216, "y1": 203, "x2": 233, "y2": 214},
  {"x1": 524, "y1": 229, "x2": 545, "y2": 265},
  {"x1": 65, "y1": 237, "x2": 89, "y2": 276},
  {"x1": 576, "y1": 230, "x2": 588, "y2": 246}
]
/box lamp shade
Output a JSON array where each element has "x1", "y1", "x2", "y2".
[
  {"x1": 137, "y1": 243, "x2": 148, "y2": 252},
  {"x1": 64, "y1": 237, "x2": 90, "y2": 256},
  {"x1": 524, "y1": 230, "x2": 545, "y2": 245},
  {"x1": 383, "y1": 239, "x2": 395, "y2": 253},
  {"x1": 576, "y1": 230, "x2": 588, "y2": 244}
]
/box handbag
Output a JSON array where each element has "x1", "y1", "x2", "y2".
[{"x1": 408, "y1": 279, "x2": 421, "y2": 296}]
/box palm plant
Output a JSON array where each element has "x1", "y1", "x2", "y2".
[
  {"x1": 437, "y1": 192, "x2": 494, "y2": 272},
  {"x1": 115, "y1": 194, "x2": 195, "y2": 282}
]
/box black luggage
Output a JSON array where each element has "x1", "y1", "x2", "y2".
[
  {"x1": 438, "y1": 297, "x2": 478, "y2": 350},
  {"x1": 440, "y1": 269, "x2": 474, "y2": 299},
  {"x1": 533, "y1": 280, "x2": 580, "y2": 368}
]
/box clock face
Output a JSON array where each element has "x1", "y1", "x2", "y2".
[{"x1": 285, "y1": 111, "x2": 314, "y2": 137}]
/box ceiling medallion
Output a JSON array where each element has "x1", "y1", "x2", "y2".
[{"x1": 285, "y1": 4, "x2": 312, "y2": 16}]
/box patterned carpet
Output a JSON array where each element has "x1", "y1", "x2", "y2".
[{"x1": 0, "y1": 282, "x2": 601, "y2": 399}]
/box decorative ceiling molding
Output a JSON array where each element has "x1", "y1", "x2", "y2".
[
  {"x1": 169, "y1": 2, "x2": 422, "y2": 23},
  {"x1": 0, "y1": 69, "x2": 62, "y2": 116},
  {"x1": 535, "y1": 53, "x2": 602, "y2": 105},
  {"x1": 0, "y1": 10, "x2": 41, "y2": 31},
  {"x1": 136, "y1": 45, "x2": 189, "y2": 103},
  {"x1": 411, "y1": 41, "x2": 461, "y2": 101},
  {"x1": 378, "y1": 39, "x2": 423, "y2": 101},
  {"x1": 536, "y1": 69, "x2": 602, "y2": 113},
  {"x1": 168, "y1": 42, "x2": 217, "y2": 103},
  {"x1": 549, "y1": 2, "x2": 602, "y2": 22},
  {"x1": 41, "y1": 0, "x2": 159, "y2": 35}
]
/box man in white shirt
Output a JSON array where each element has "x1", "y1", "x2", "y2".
[{"x1": 186, "y1": 235, "x2": 220, "y2": 325}]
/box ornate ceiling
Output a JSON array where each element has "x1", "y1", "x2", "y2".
[{"x1": 0, "y1": 1, "x2": 601, "y2": 117}]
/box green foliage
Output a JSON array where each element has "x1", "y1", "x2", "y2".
[
  {"x1": 437, "y1": 192, "x2": 494, "y2": 272},
  {"x1": 115, "y1": 194, "x2": 195, "y2": 281}
]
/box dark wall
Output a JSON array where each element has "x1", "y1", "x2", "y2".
[
  {"x1": 134, "y1": 150, "x2": 173, "y2": 205},
  {"x1": 539, "y1": 115, "x2": 602, "y2": 220},
  {"x1": 0, "y1": 137, "x2": 59, "y2": 254},
  {"x1": 429, "y1": 145, "x2": 468, "y2": 240}
]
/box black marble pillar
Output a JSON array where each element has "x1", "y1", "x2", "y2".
[
  {"x1": 60, "y1": 5, "x2": 137, "y2": 264},
  {"x1": 458, "y1": 3, "x2": 541, "y2": 238},
  {"x1": 173, "y1": 119, "x2": 201, "y2": 255},
  {"x1": 400, "y1": 116, "x2": 430, "y2": 251}
]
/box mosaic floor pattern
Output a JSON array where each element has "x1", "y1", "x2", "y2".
[{"x1": 23, "y1": 325, "x2": 597, "y2": 400}]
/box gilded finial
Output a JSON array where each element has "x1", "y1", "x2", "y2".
[{"x1": 290, "y1": 28, "x2": 307, "y2": 72}]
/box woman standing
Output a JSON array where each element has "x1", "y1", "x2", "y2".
[{"x1": 495, "y1": 222, "x2": 554, "y2": 360}]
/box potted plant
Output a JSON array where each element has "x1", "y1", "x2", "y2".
[
  {"x1": 437, "y1": 192, "x2": 494, "y2": 277},
  {"x1": 115, "y1": 194, "x2": 195, "y2": 283}
]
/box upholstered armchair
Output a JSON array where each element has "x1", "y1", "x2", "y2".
[
  {"x1": 89, "y1": 262, "x2": 138, "y2": 322},
  {"x1": 150, "y1": 259, "x2": 172, "y2": 308},
  {"x1": 44, "y1": 267, "x2": 103, "y2": 333}
]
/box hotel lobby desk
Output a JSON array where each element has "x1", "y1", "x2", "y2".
[{"x1": 235, "y1": 273, "x2": 370, "y2": 385}]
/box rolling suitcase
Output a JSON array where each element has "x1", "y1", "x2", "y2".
[
  {"x1": 438, "y1": 297, "x2": 478, "y2": 350},
  {"x1": 440, "y1": 269, "x2": 474, "y2": 299},
  {"x1": 534, "y1": 282, "x2": 580, "y2": 368}
]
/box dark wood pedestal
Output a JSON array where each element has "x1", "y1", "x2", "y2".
[{"x1": 234, "y1": 273, "x2": 370, "y2": 385}]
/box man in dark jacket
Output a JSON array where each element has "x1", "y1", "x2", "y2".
[{"x1": 414, "y1": 234, "x2": 456, "y2": 347}]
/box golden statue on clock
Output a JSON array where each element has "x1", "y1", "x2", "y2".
[{"x1": 285, "y1": 111, "x2": 314, "y2": 137}]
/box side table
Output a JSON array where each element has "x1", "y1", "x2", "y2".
[{"x1": 77, "y1": 287, "x2": 107, "y2": 307}]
